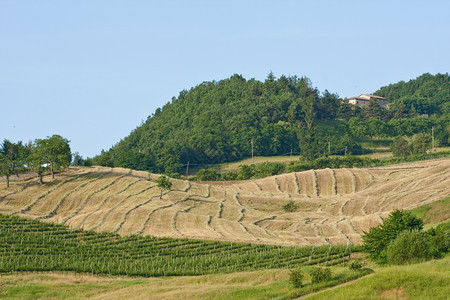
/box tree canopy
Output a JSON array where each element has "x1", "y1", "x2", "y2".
[
  {"x1": 92, "y1": 72, "x2": 449, "y2": 173},
  {"x1": 375, "y1": 73, "x2": 449, "y2": 116},
  {"x1": 94, "y1": 74, "x2": 340, "y2": 172},
  {"x1": 0, "y1": 140, "x2": 27, "y2": 188}
]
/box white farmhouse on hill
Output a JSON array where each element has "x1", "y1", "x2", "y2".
[{"x1": 346, "y1": 94, "x2": 388, "y2": 109}]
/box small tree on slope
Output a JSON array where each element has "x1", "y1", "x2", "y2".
[{"x1": 156, "y1": 175, "x2": 172, "y2": 199}]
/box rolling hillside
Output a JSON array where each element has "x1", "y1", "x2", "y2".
[{"x1": 1, "y1": 159, "x2": 449, "y2": 246}]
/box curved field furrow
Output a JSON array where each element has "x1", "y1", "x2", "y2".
[
  {"x1": 88, "y1": 184, "x2": 157, "y2": 232},
  {"x1": 348, "y1": 169, "x2": 357, "y2": 194},
  {"x1": 331, "y1": 169, "x2": 337, "y2": 195},
  {"x1": 312, "y1": 170, "x2": 319, "y2": 196},
  {"x1": 0, "y1": 183, "x2": 51, "y2": 214},
  {"x1": 176, "y1": 209, "x2": 224, "y2": 239},
  {"x1": 187, "y1": 183, "x2": 210, "y2": 198},
  {"x1": 333, "y1": 169, "x2": 353, "y2": 195},
  {"x1": 171, "y1": 178, "x2": 191, "y2": 192},
  {"x1": 172, "y1": 200, "x2": 197, "y2": 237},
  {"x1": 245, "y1": 222, "x2": 279, "y2": 242},
  {"x1": 0, "y1": 176, "x2": 39, "y2": 206},
  {"x1": 320, "y1": 199, "x2": 342, "y2": 216},
  {"x1": 292, "y1": 225, "x2": 313, "y2": 246},
  {"x1": 141, "y1": 198, "x2": 193, "y2": 237},
  {"x1": 273, "y1": 177, "x2": 284, "y2": 194},
  {"x1": 28, "y1": 179, "x2": 85, "y2": 217},
  {"x1": 113, "y1": 193, "x2": 161, "y2": 234},
  {"x1": 296, "y1": 170, "x2": 314, "y2": 196},
  {"x1": 361, "y1": 196, "x2": 370, "y2": 215},
  {"x1": 207, "y1": 215, "x2": 225, "y2": 237},
  {"x1": 376, "y1": 169, "x2": 449, "y2": 213},
  {"x1": 315, "y1": 169, "x2": 332, "y2": 196},
  {"x1": 239, "y1": 181, "x2": 262, "y2": 193},
  {"x1": 137, "y1": 196, "x2": 190, "y2": 235},
  {"x1": 37, "y1": 175, "x2": 105, "y2": 220},
  {"x1": 252, "y1": 177, "x2": 280, "y2": 195},
  {"x1": 380, "y1": 175, "x2": 449, "y2": 212},
  {"x1": 64, "y1": 177, "x2": 142, "y2": 227},
  {"x1": 0, "y1": 160, "x2": 448, "y2": 247},
  {"x1": 209, "y1": 185, "x2": 226, "y2": 200},
  {"x1": 331, "y1": 218, "x2": 352, "y2": 244},
  {"x1": 11, "y1": 174, "x2": 85, "y2": 216},
  {"x1": 217, "y1": 201, "x2": 224, "y2": 218},
  {"x1": 340, "y1": 198, "x2": 365, "y2": 217},
  {"x1": 211, "y1": 218, "x2": 257, "y2": 241},
  {"x1": 117, "y1": 197, "x2": 168, "y2": 235},
  {"x1": 293, "y1": 173, "x2": 301, "y2": 194}
]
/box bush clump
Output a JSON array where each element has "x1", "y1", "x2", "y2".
[
  {"x1": 363, "y1": 209, "x2": 450, "y2": 265},
  {"x1": 310, "y1": 267, "x2": 332, "y2": 284},
  {"x1": 289, "y1": 269, "x2": 304, "y2": 288},
  {"x1": 386, "y1": 230, "x2": 431, "y2": 265},
  {"x1": 349, "y1": 261, "x2": 363, "y2": 271},
  {"x1": 283, "y1": 200, "x2": 299, "y2": 212},
  {"x1": 362, "y1": 210, "x2": 423, "y2": 264}
]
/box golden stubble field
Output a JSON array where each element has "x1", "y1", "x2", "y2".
[{"x1": 0, "y1": 159, "x2": 448, "y2": 246}]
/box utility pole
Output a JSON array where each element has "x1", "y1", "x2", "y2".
[
  {"x1": 251, "y1": 138, "x2": 254, "y2": 163},
  {"x1": 290, "y1": 149, "x2": 293, "y2": 157},
  {"x1": 431, "y1": 126, "x2": 435, "y2": 152},
  {"x1": 186, "y1": 161, "x2": 189, "y2": 177}
]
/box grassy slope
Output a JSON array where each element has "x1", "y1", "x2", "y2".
[
  {"x1": 0, "y1": 270, "x2": 289, "y2": 299},
  {"x1": 2, "y1": 257, "x2": 448, "y2": 300},
  {"x1": 409, "y1": 196, "x2": 450, "y2": 228},
  {"x1": 304, "y1": 255, "x2": 450, "y2": 300},
  {"x1": 0, "y1": 266, "x2": 373, "y2": 300}
]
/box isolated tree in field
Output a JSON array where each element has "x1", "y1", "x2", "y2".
[
  {"x1": 0, "y1": 140, "x2": 24, "y2": 188},
  {"x1": 156, "y1": 175, "x2": 172, "y2": 199},
  {"x1": 44, "y1": 135, "x2": 71, "y2": 179}
]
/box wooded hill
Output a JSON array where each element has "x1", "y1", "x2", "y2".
[
  {"x1": 93, "y1": 73, "x2": 449, "y2": 173},
  {"x1": 374, "y1": 72, "x2": 450, "y2": 116}
]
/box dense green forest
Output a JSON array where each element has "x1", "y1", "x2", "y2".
[
  {"x1": 374, "y1": 73, "x2": 450, "y2": 116},
  {"x1": 91, "y1": 73, "x2": 449, "y2": 174}
]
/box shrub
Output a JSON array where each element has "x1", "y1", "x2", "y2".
[
  {"x1": 310, "y1": 267, "x2": 332, "y2": 283},
  {"x1": 391, "y1": 136, "x2": 412, "y2": 157},
  {"x1": 362, "y1": 210, "x2": 423, "y2": 263},
  {"x1": 253, "y1": 162, "x2": 286, "y2": 178},
  {"x1": 349, "y1": 261, "x2": 363, "y2": 270},
  {"x1": 222, "y1": 170, "x2": 238, "y2": 181},
  {"x1": 426, "y1": 222, "x2": 450, "y2": 258},
  {"x1": 196, "y1": 169, "x2": 222, "y2": 181},
  {"x1": 387, "y1": 230, "x2": 431, "y2": 265},
  {"x1": 289, "y1": 269, "x2": 304, "y2": 288},
  {"x1": 412, "y1": 133, "x2": 432, "y2": 154},
  {"x1": 283, "y1": 200, "x2": 299, "y2": 212}
]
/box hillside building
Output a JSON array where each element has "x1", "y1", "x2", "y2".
[{"x1": 345, "y1": 94, "x2": 388, "y2": 109}]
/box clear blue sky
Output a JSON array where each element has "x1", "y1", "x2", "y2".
[{"x1": 1, "y1": 0, "x2": 449, "y2": 158}]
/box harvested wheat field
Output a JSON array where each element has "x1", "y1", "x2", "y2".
[{"x1": 0, "y1": 159, "x2": 449, "y2": 246}]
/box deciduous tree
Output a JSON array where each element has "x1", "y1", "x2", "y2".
[
  {"x1": 0, "y1": 140, "x2": 24, "y2": 188},
  {"x1": 155, "y1": 175, "x2": 172, "y2": 199},
  {"x1": 44, "y1": 135, "x2": 71, "y2": 179}
]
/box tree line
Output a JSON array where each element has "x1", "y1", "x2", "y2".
[
  {"x1": 91, "y1": 72, "x2": 448, "y2": 174},
  {"x1": 0, "y1": 135, "x2": 71, "y2": 187}
]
